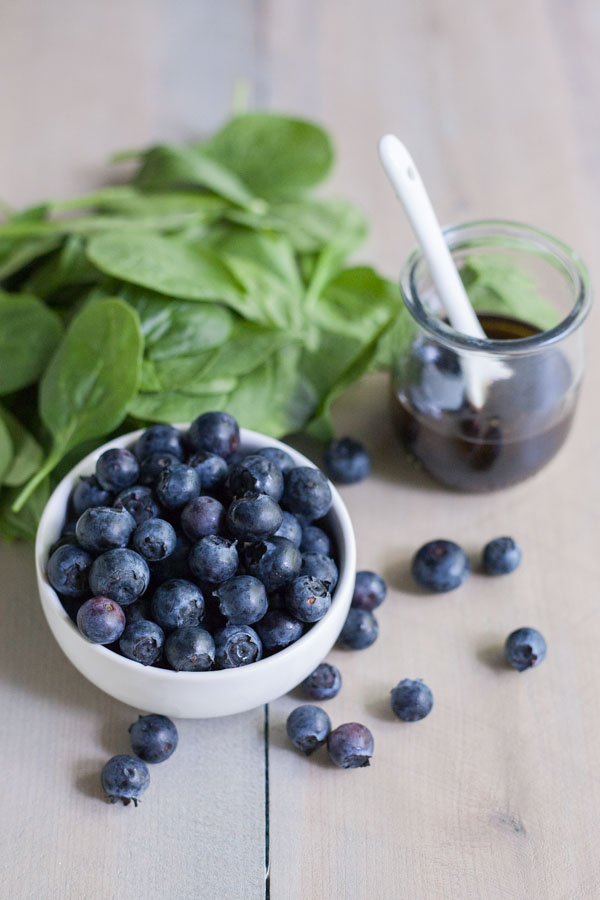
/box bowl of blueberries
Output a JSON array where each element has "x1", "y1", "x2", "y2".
[{"x1": 36, "y1": 412, "x2": 356, "y2": 718}]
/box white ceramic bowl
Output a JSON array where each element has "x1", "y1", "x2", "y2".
[{"x1": 35, "y1": 427, "x2": 356, "y2": 718}]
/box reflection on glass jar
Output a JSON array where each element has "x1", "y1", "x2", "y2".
[{"x1": 391, "y1": 220, "x2": 591, "y2": 491}]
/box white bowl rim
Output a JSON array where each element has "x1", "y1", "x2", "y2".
[{"x1": 36, "y1": 426, "x2": 356, "y2": 683}]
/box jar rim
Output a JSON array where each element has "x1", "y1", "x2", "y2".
[{"x1": 399, "y1": 219, "x2": 592, "y2": 355}]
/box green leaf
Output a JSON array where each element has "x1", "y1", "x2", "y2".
[
  {"x1": 0, "y1": 405, "x2": 43, "y2": 486},
  {"x1": 0, "y1": 414, "x2": 13, "y2": 483},
  {"x1": 128, "y1": 390, "x2": 229, "y2": 423},
  {"x1": 0, "y1": 204, "x2": 62, "y2": 281},
  {"x1": 0, "y1": 479, "x2": 49, "y2": 541},
  {"x1": 11, "y1": 298, "x2": 143, "y2": 511},
  {"x1": 23, "y1": 235, "x2": 100, "y2": 298},
  {"x1": 201, "y1": 113, "x2": 334, "y2": 201},
  {"x1": 0, "y1": 291, "x2": 64, "y2": 394}
]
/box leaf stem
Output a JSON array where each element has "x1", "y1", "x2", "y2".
[{"x1": 11, "y1": 446, "x2": 63, "y2": 513}]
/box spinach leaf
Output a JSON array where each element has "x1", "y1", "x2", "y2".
[
  {"x1": 201, "y1": 113, "x2": 334, "y2": 201},
  {"x1": 129, "y1": 390, "x2": 230, "y2": 424},
  {"x1": 23, "y1": 235, "x2": 100, "y2": 299},
  {"x1": 12, "y1": 298, "x2": 143, "y2": 511},
  {"x1": 0, "y1": 415, "x2": 13, "y2": 483},
  {"x1": 0, "y1": 204, "x2": 62, "y2": 282},
  {"x1": 0, "y1": 405, "x2": 43, "y2": 487},
  {"x1": 0, "y1": 479, "x2": 49, "y2": 541},
  {"x1": 0, "y1": 291, "x2": 63, "y2": 394}
]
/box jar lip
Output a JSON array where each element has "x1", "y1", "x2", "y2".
[{"x1": 400, "y1": 219, "x2": 592, "y2": 355}]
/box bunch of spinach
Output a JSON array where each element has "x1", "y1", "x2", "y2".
[{"x1": 0, "y1": 112, "x2": 405, "y2": 539}]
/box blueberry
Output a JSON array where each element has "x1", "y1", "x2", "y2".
[
  {"x1": 187, "y1": 451, "x2": 228, "y2": 490},
  {"x1": 70, "y1": 475, "x2": 113, "y2": 517},
  {"x1": 129, "y1": 714, "x2": 178, "y2": 763},
  {"x1": 96, "y1": 448, "x2": 139, "y2": 492},
  {"x1": 255, "y1": 610, "x2": 304, "y2": 653},
  {"x1": 76, "y1": 596, "x2": 126, "y2": 644},
  {"x1": 214, "y1": 624, "x2": 263, "y2": 668},
  {"x1": 352, "y1": 570, "x2": 387, "y2": 611},
  {"x1": 327, "y1": 723, "x2": 373, "y2": 769},
  {"x1": 504, "y1": 627, "x2": 547, "y2": 671},
  {"x1": 89, "y1": 548, "x2": 150, "y2": 606},
  {"x1": 301, "y1": 662, "x2": 342, "y2": 700},
  {"x1": 49, "y1": 519, "x2": 79, "y2": 555},
  {"x1": 75, "y1": 506, "x2": 136, "y2": 553},
  {"x1": 300, "y1": 552, "x2": 338, "y2": 590},
  {"x1": 324, "y1": 437, "x2": 371, "y2": 484},
  {"x1": 482, "y1": 537, "x2": 522, "y2": 575},
  {"x1": 150, "y1": 531, "x2": 191, "y2": 582},
  {"x1": 131, "y1": 518, "x2": 175, "y2": 562},
  {"x1": 300, "y1": 525, "x2": 331, "y2": 556},
  {"x1": 165, "y1": 625, "x2": 215, "y2": 671},
  {"x1": 124, "y1": 597, "x2": 151, "y2": 624},
  {"x1": 241, "y1": 537, "x2": 302, "y2": 592},
  {"x1": 411, "y1": 539, "x2": 470, "y2": 592},
  {"x1": 286, "y1": 705, "x2": 331, "y2": 755},
  {"x1": 47, "y1": 544, "x2": 93, "y2": 597},
  {"x1": 155, "y1": 464, "x2": 200, "y2": 510},
  {"x1": 134, "y1": 423, "x2": 185, "y2": 461},
  {"x1": 390, "y1": 679, "x2": 434, "y2": 721},
  {"x1": 338, "y1": 608, "x2": 378, "y2": 649},
  {"x1": 188, "y1": 411, "x2": 240, "y2": 460},
  {"x1": 101, "y1": 754, "x2": 150, "y2": 806},
  {"x1": 227, "y1": 454, "x2": 284, "y2": 501},
  {"x1": 226, "y1": 492, "x2": 283, "y2": 541},
  {"x1": 113, "y1": 485, "x2": 160, "y2": 525},
  {"x1": 214, "y1": 575, "x2": 268, "y2": 625},
  {"x1": 258, "y1": 446, "x2": 295, "y2": 474},
  {"x1": 273, "y1": 511, "x2": 302, "y2": 547},
  {"x1": 119, "y1": 619, "x2": 165, "y2": 665},
  {"x1": 180, "y1": 495, "x2": 225, "y2": 541},
  {"x1": 139, "y1": 452, "x2": 181, "y2": 486},
  {"x1": 189, "y1": 535, "x2": 238, "y2": 584},
  {"x1": 282, "y1": 467, "x2": 332, "y2": 522},
  {"x1": 151, "y1": 579, "x2": 205, "y2": 631},
  {"x1": 285, "y1": 576, "x2": 331, "y2": 623}
]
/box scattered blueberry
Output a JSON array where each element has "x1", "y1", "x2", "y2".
[
  {"x1": 188, "y1": 451, "x2": 228, "y2": 490},
  {"x1": 258, "y1": 446, "x2": 295, "y2": 474},
  {"x1": 96, "y1": 448, "x2": 139, "y2": 492},
  {"x1": 324, "y1": 437, "x2": 371, "y2": 484},
  {"x1": 71, "y1": 475, "x2": 112, "y2": 517},
  {"x1": 89, "y1": 548, "x2": 150, "y2": 606},
  {"x1": 77, "y1": 596, "x2": 126, "y2": 644},
  {"x1": 226, "y1": 492, "x2": 283, "y2": 541},
  {"x1": 300, "y1": 525, "x2": 331, "y2": 556},
  {"x1": 255, "y1": 610, "x2": 304, "y2": 653},
  {"x1": 155, "y1": 464, "x2": 200, "y2": 510},
  {"x1": 482, "y1": 537, "x2": 522, "y2": 575},
  {"x1": 119, "y1": 619, "x2": 165, "y2": 665},
  {"x1": 113, "y1": 485, "x2": 159, "y2": 525},
  {"x1": 338, "y1": 608, "x2": 378, "y2": 650},
  {"x1": 411, "y1": 539, "x2": 470, "y2": 592},
  {"x1": 129, "y1": 714, "x2": 178, "y2": 763},
  {"x1": 227, "y1": 454, "x2": 284, "y2": 501},
  {"x1": 214, "y1": 576, "x2": 268, "y2": 625},
  {"x1": 180, "y1": 495, "x2": 225, "y2": 541},
  {"x1": 286, "y1": 705, "x2": 331, "y2": 755},
  {"x1": 47, "y1": 544, "x2": 93, "y2": 597},
  {"x1": 151, "y1": 579, "x2": 205, "y2": 631},
  {"x1": 101, "y1": 754, "x2": 150, "y2": 806},
  {"x1": 188, "y1": 411, "x2": 240, "y2": 460},
  {"x1": 301, "y1": 662, "x2": 342, "y2": 700},
  {"x1": 241, "y1": 537, "x2": 302, "y2": 592},
  {"x1": 164, "y1": 625, "x2": 215, "y2": 671},
  {"x1": 274, "y1": 511, "x2": 303, "y2": 547},
  {"x1": 285, "y1": 576, "x2": 331, "y2": 623},
  {"x1": 189, "y1": 535, "x2": 238, "y2": 583},
  {"x1": 327, "y1": 723, "x2": 373, "y2": 769},
  {"x1": 282, "y1": 467, "x2": 332, "y2": 522},
  {"x1": 300, "y1": 552, "x2": 338, "y2": 590},
  {"x1": 75, "y1": 505, "x2": 136, "y2": 553},
  {"x1": 352, "y1": 570, "x2": 387, "y2": 611},
  {"x1": 390, "y1": 679, "x2": 434, "y2": 721},
  {"x1": 504, "y1": 627, "x2": 547, "y2": 671},
  {"x1": 132, "y1": 518, "x2": 176, "y2": 562},
  {"x1": 139, "y1": 451, "x2": 181, "y2": 486},
  {"x1": 134, "y1": 423, "x2": 185, "y2": 461},
  {"x1": 214, "y1": 624, "x2": 263, "y2": 668}
]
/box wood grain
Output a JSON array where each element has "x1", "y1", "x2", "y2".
[{"x1": 2, "y1": 1, "x2": 600, "y2": 898}]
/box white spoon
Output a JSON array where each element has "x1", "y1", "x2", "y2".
[{"x1": 378, "y1": 134, "x2": 510, "y2": 408}]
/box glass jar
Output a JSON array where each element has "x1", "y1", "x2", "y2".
[{"x1": 391, "y1": 220, "x2": 591, "y2": 491}]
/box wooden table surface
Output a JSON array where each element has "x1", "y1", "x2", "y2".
[{"x1": 2, "y1": 2, "x2": 600, "y2": 898}]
